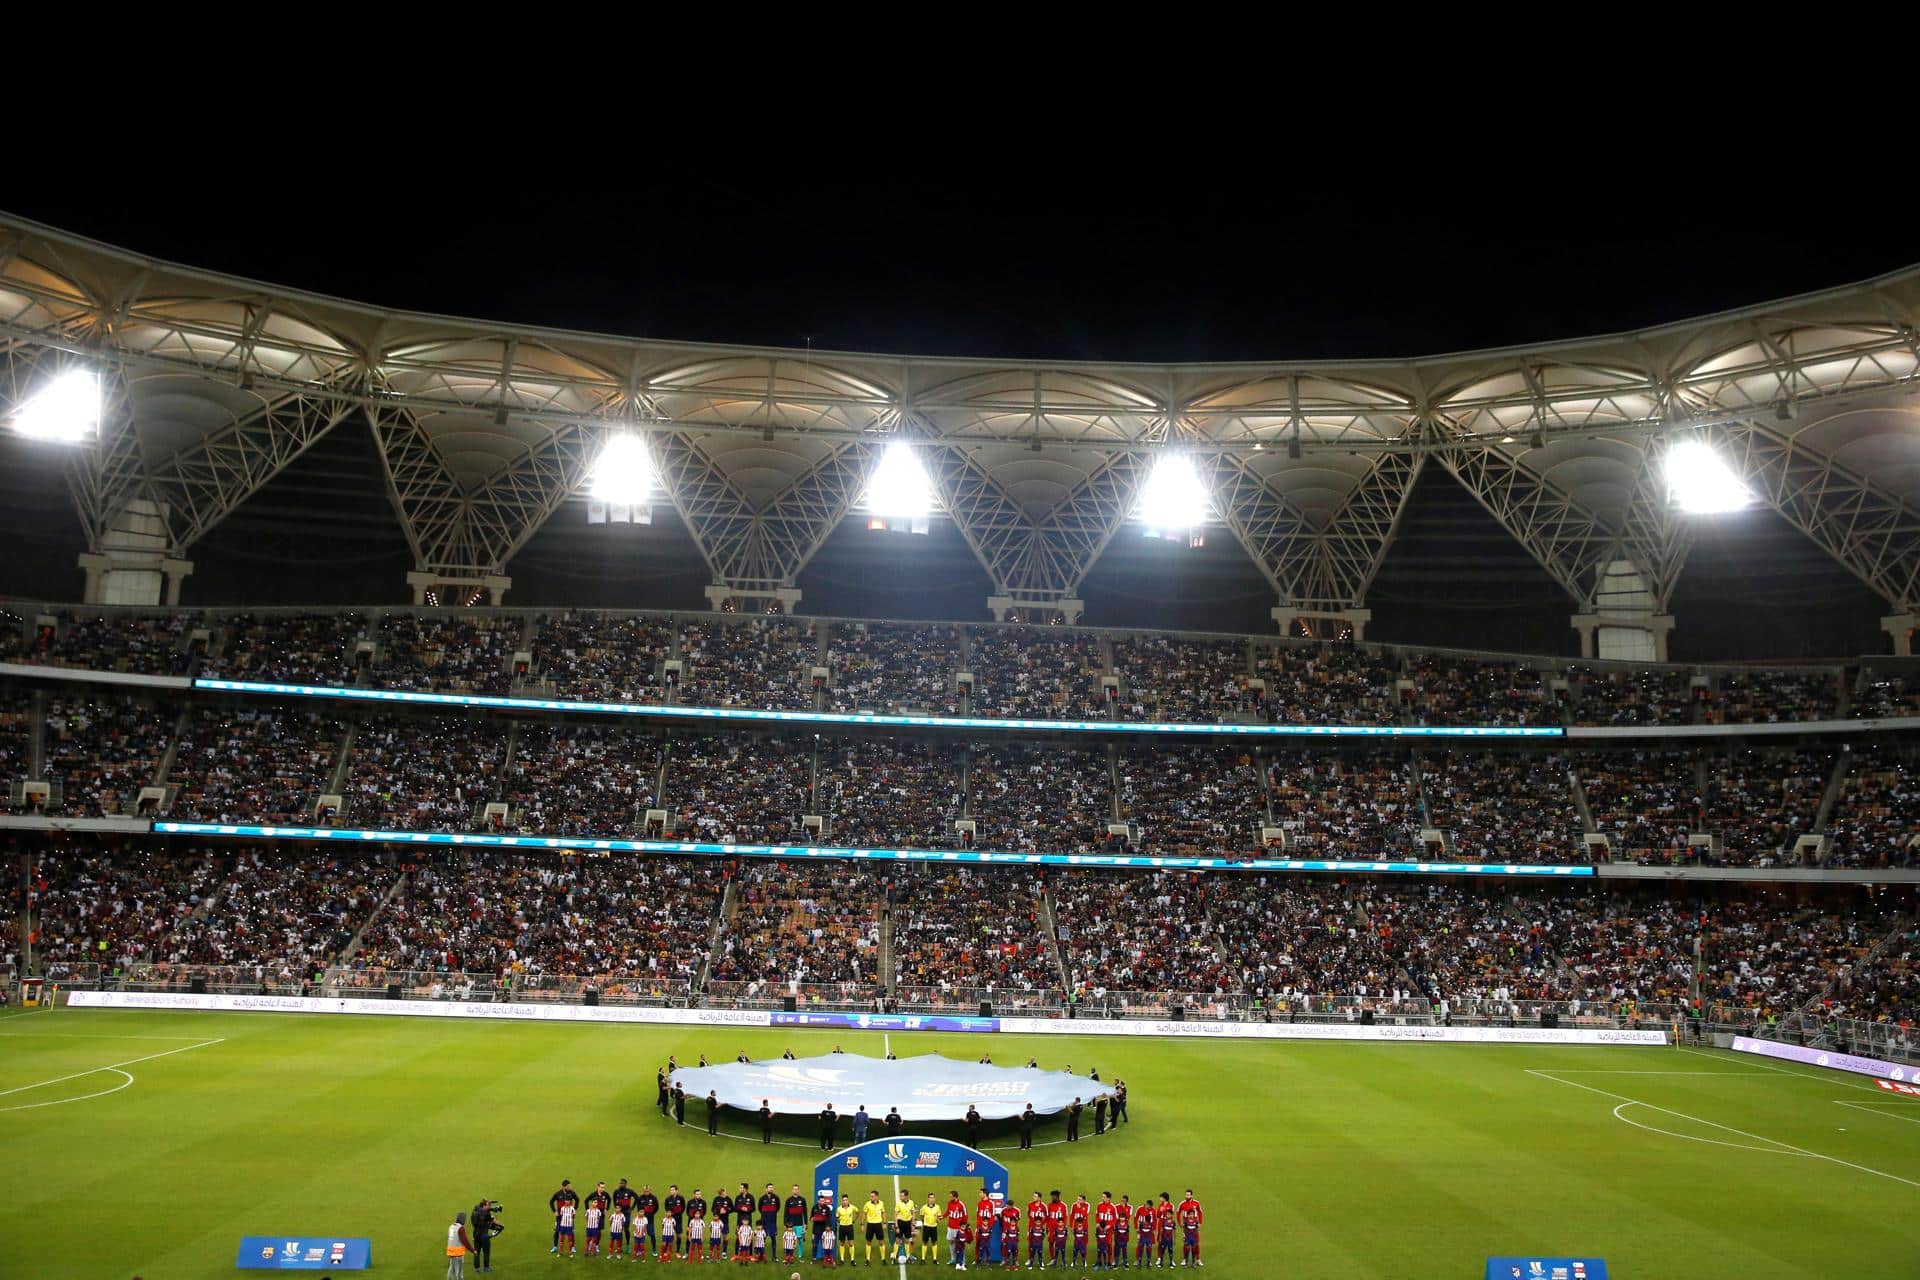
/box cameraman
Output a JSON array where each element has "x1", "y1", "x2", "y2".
[{"x1": 471, "y1": 1198, "x2": 503, "y2": 1273}]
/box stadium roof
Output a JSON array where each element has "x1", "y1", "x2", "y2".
[{"x1": 2, "y1": 211, "x2": 1918, "y2": 620}]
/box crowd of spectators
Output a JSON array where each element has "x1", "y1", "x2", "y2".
[
  {"x1": 0, "y1": 691, "x2": 30, "y2": 798},
  {"x1": 1208, "y1": 876, "x2": 1411, "y2": 1009},
  {"x1": 505, "y1": 723, "x2": 661, "y2": 837},
  {"x1": 817, "y1": 738, "x2": 964, "y2": 848},
  {"x1": 0, "y1": 609, "x2": 23, "y2": 662},
  {"x1": 41, "y1": 695, "x2": 176, "y2": 816},
  {"x1": 1116, "y1": 745, "x2": 1267, "y2": 856},
  {"x1": 1052, "y1": 869, "x2": 1231, "y2": 995},
  {"x1": 1820, "y1": 915, "x2": 1918, "y2": 1026},
  {"x1": 1550, "y1": 889, "x2": 1703, "y2": 1006},
  {"x1": 1826, "y1": 747, "x2": 1920, "y2": 868},
  {"x1": 966, "y1": 629, "x2": 1109, "y2": 719},
  {"x1": 345, "y1": 714, "x2": 510, "y2": 831},
  {"x1": 1114, "y1": 635, "x2": 1251, "y2": 722},
  {"x1": 1855, "y1": 671, "x2": 1920, "y2": 720},
  {"x1": 16, "y1": 611, "x2": 200, "y2": 676},
  {"x1": 1698, "y1": 748, "x2": 1833, "y2": 866},
  {"x1": 681, "y1": 618, "x2": 819, "y2": 710},
  {"x1": 968, "y1": 742, "x2": 1113, "y2": 853},
  {"x1": 166, "y1": 706, "x2": 345, "y2": 824},
  {"x1": 27, "y1": 848, "x2": 223, "y2": 972},
  {"x1": 1710, "y1": 669, "x2": 1842, "y2": 724},
  {"x1": 826, "y1": 622, "x2": 961, "y2": 714},
  {"x1": 1421, "y1": 751, "x2": 1582, "y2": 863},
  {"x1": 1695, "y1": 894, "x2": 1912, "y2": 1018},
  {"x1": 663, "y1": 734, "x2": 814, "y2": 843},
  {"x1": 11, "y1": 838, "x2": 1917, "y2": 1024},
  {"x1": 890, "y1": 866, "x2": 1059, "y2": 1002},
  {"x1": 1577, "y1": 750, "x2": 1697, "y2": 859},
  {"x1": 207, "y1": 612, "x2": 365, "y2": 685},
  {"x1": 1379, "y1": 885, "x2": 1577, "y2": 1010},
  {"x1": 1407, "y1": 655, "x2": 1556, "y2": 726},
  {"x1": 1253, "y1": 643, "x2": 1403, "y2": 725},
  {"x1": 1571, "y1": 666, "x2": 1695, "y2": 726},
  {"x1": 354, "y1": 852, "x2": 726, "y2": 996},
  {"x1": 709, "y1": 860, "x2": 880, "y2": 995},
  {"x1": 1267, "y1": 752, "x2": 1422, "y2": 856},
  {"x1": 529, "y1": 612, "x2": 674, "y2": 702},
  {"x1": 161, "y1": 848, "x2": 389, "y2": 977},
  {"x1": 372, "y1": 613, "x2": 519, "y2": 694}
]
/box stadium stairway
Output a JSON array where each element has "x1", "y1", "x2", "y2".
[
  {"x1": 695, "y1": 877, "x2": 739, "y2": 994},
  {"x1": 335, "y1": 867, "x2": 410, "y2": 967},
  {"x1": 1811, "y1": 754, "x2": 1852, "y2": 848},
  {"x1": 1567, "y1": 764, "x2": 1599, "y2": 836},
  {"x1": 878, "y1": 898, "x2": 895, "y2": 995},
  {"x1": 1039, "y1": 889, "x2": 1070, "y2": 998}
]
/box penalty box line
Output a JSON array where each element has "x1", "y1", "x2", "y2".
[
  {"x1": 0, "y1": 1037, "x2": 226, "y2": 1099},
  {"x1": 1528, "y1": 1069, "x2": 1920, "y2": 1191}
]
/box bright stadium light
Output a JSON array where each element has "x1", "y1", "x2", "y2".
[
  {"x1": 1136, "y1": 453, "x2": 1209, "y2": 536},
  {"x1": 588, "y1": 434, "x2": 654, "y2": 504},
  {"x1": 1666, "y1": 441, "x2": 1753, "y2": 514},
  {"x1": 865, "y1": 442, "x2": 935, "y2": 520},
  {"x1": 11, "y1": 369, "x2": 100, "y2": 443}
]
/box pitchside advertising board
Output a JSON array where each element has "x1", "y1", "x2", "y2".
[
  {"x1": 1485, "y1": 1258, "x2": 1608, "y2": 1280},
  {"x1": 65, "y1": 992, "x2": 1668, "y2": 1045},
  {"x1": 770, "y1": 1011, "x2": 999, "y2": 1033},
  {"x1": 235, "y1": 1236, "x2": 370, "y2": 1269},
  {"x1": 1729, "y1": 1034, "x2": 1917, "y2": 1083}
]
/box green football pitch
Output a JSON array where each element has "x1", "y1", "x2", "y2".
[{"x1": 1, "y1": 1008, "x2": 1917, "y2": 1279}]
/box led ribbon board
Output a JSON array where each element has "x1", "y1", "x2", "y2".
[
  {"x1": 151, "y1": 822, "x2": 1594, "y2": 877},
  {"x1": 190, "y1": 678, "x2": 1565, "y2": 739}
]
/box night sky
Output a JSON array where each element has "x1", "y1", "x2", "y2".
[{"x1": 1, "y1": 191, "x2": 1912, "y2": 659}]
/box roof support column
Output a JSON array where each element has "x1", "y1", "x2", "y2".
[{"x1": 1882, "y1": 613, "x2": 1918, "y2": 657}]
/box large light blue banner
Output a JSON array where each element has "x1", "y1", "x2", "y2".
[{"x1": 670, "y1": 1053, "x2": 1113, "y2": 1120}]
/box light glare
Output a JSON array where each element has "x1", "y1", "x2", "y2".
[
  {"x1": 1136, "y1": 454, "x2": 1209, "y2": 530},
  {"x1": 12, "y1": 370, "x2": 100, "y2": 443},
  {"x1": 1666, "y1": 441, "x2": 1753, "y2": 514},
  {"x1": 588, "y1": 434, "x2": 654, "y2": 504},
  {"x1": 865, "y1": 443, "x2": 934, "y2": 519}
]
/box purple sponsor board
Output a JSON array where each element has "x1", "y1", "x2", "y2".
[{"x1": 1730, "y1": 1035, "x2": 1916, "y2": 1082}]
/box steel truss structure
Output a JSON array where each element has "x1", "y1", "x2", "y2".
[{"x1": 2, "y1": 213, "x2": 1918, "y2": 620}]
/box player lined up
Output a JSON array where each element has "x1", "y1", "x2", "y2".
[
  {"x1": 547, "y1": 1178, "x2": 1203, "y2": 1269},
  {"x1": 550, "y1": 1179, "x2": 822, "y2": 1263}
]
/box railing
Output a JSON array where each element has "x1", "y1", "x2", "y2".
[
  {"x1": 326, "y1": 967, "x2": 697, "y2": 1006},
  {"x1": 702, "y1": 978, "x2": 885, "y2": 1011}
]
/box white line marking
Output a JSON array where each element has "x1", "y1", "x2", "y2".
[
  {"x1": 0, "y1": 1069, "x2": 133, "y2": 1112},
  {"x1": 0, "y1": 1038, "x2": 224, "y2": 1099},
  {"x1": 1531, "y1": 1069, "x2": 1920, "y2": 1190},
  {"x1": 1678, "y1": 1045, "x2": 1910, "y2": 1097},
  {"x1": 1547, "y1": 1069, "x2": 1775, "y2": 1076},
  {"x1": 1837, "y1": 1100, "x2": 1920, "y2": 1128},
  {"x1": 1607, "y1": 1101, "x2": 1801, "y2": 1155}
]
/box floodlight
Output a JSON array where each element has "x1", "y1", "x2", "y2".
[
  {"x1": 588, "y1": 434, "x2": 654, "y2": 504},
  {"x1": 1136, "y1": 453, "x2": 1209, "y2": 531},
  {"x1": 865, "y1": 443, "x2": 934, "y2": 520},
  {"x1": 11, "y1": 370, "x2": 100, "y2": 443},
  {"x1": 1666, "y1": 441, "x2": 1753, "y2": 514}
]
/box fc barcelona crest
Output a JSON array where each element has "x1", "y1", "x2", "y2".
[{"x1": 845, "y1": 1156, "x2": 860, "y2": 1170}]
